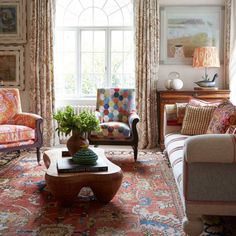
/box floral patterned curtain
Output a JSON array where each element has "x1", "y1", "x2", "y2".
[
  {"x1": 134, "y1": 0, "x2": 159, "y2": 148},
  {"x1": 228, "y1": 0, "x2": 236, "y2": 104},
  {"x1": 30, "y1": 0, "x2": 56, "y2": 147},
  {"x1": 224, "y1": 0, "x2": 231, "y2": 89}
]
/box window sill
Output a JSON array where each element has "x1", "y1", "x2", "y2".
[{"x1": 55, "y1": 97, "x2": 96, "y2": 107}]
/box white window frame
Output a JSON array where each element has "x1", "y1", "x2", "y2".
[{"x1": 55, "y1": 25, "x2": 133, "y2": 106}]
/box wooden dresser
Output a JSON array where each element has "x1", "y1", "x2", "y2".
[{"x1": 157, "y1": 90, "x2": 230, "y2": 150}]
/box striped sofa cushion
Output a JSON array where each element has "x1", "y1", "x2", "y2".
[
  {"x1": 165, "y1": 133, "x2": 189, "y2": 199},
  {"x1": 181, "y1": 105, "x2": 216, "y2": 135}
]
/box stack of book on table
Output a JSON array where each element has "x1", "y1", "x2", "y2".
[{"x1": 57, "y1": 155, "x2": 108, "y2": 173}]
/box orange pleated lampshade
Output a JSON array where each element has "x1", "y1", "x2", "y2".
[{"x1": 192, "y1": 47, "x2": 220, "y2": 68}]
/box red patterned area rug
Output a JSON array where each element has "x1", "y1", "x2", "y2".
[{"x1": 0, "y1": 150, "x2": 235, "y2": 236}]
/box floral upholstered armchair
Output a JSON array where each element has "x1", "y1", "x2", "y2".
[
  {"x1": 0, "y1": 88, "x2": 43, "y2": 164},
  {"x1": 89, "y1": 88, "x2": 140, "y2": 161}
]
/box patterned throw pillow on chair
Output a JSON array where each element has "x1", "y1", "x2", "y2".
[{"x1": 207, "y1": 100, "x2": 236, "y2": 134}]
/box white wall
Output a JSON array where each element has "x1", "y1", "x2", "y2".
[{"x1": 157, "y1": 0, "x2": 225, "y2": 90}]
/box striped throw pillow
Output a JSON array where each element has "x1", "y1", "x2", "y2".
[{"x1": 181, "y1": 105, "x2": 216, "y2": 135}]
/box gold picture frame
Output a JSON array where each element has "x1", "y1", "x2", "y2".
[
  {"x1": 0, "y1": 45, "x2": 24, "y2": 90},
  {"x1": 0, "y1": 0, "x2": 26, "y2": 43}
]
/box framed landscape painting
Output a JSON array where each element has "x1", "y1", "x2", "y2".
[
  {"x1": 160, "y1": 6, "x2": 224, "y2": 64},
  {"x1": 0, "y1": 46, "x2": 24, "y2": 90},
  {"x1": 0, "y1": 0, "x2": 26, "y2": 43}
]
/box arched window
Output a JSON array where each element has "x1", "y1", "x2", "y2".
[{"x1": 54, "y1": 0, "x2": 134, "y2": 102}]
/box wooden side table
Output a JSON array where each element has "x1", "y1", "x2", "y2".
[{"x1": 157, "y1": 90, "x2": 230, "y2": 150}]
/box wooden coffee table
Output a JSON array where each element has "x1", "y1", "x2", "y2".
[{"x1": 43, "y1": 148, "x2": 123, "y2": 205}]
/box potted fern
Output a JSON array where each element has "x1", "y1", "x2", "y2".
[{"x1": 53, "y1": 105, "x2": 100, "y2": 156}]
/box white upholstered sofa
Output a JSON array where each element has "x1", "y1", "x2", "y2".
[{"x1": 164, "y1": 102, "x2": 236, "y2": 236}]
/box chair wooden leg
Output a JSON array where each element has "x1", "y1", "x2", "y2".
[
  {"x1": 132, "y1": 145, "x2": 138, "y2": 161},
  {"x1": 37, "y1": 147, "x2": 41, "y2": 165}
]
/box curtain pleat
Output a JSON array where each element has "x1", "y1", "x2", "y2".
[
  {"x1": 30, "y1": 0, "x2": 56, "y2": 147},
  {"x1": 229, "y1": 0, "x2": 236, "y2": 104},
  {"x1": 224, "y1": 0, "x2": 231, "y2": 89},
  {"x1": 134, "y1": 0, "x2": 159, "y2": 149}
]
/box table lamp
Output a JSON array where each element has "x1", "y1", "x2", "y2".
[{"x1": 192, "y1": 47, "x2": 220, "y2": 87}]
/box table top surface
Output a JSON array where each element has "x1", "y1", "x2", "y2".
[{"x1": 43, "y1": 147, "x2": 122, "y2": 177}]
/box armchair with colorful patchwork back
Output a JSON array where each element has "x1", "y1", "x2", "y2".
[
  {"x1": 88, "y1": 88, "x2": 140, "y2": 161},
  {"x1": 0, "y1": 88, "x2": 43, "y2": 164}
]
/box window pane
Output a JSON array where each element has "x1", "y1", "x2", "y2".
[
  {"x1": 111, "y1": 73, "x2": 134, "y2": 88},
  {"x1": 122, "y1": 4, "x2": 133, "y2": 26},
  {"x1": 123, "y1": 52, "x2": 134, "y2": 73},
  {"x1": 63, "y1": 53, "x2": 76, "y2": 74},
  {"x1": 117, "y1": 0, "x2": 131, "y2": 7},
  {"x1": 93, "y1": 0, "x2": 107, "y2": 8},
  {"x1": 103, "y1": 0, "x2": 119, "y2": 15},
  {"x1": 55, "y1": 31, "x2": 64, "y2": 52},
  {"x1": 111, "y1": 74, "x2": 122, "y2": 87},
  {"x1": 81, "y1": 73, "x2": 96, "y2": 96},
  {"x1": 80, "y1": 0, "x2": 93, "y2": 9},
  {"x1": 79, "y1": 8, "x2": 93, "y2": 26},
  {"x1": 109, "y1": 11, "x2": 123, "y2": 26},
  {"x1": 94, "y1": 74, "x2": 106, "y2": 88},
  {"x1": 124, "y1": 31, "x2": 133, "y2": 52},
  {"x1": 67, "y1": 0, "x2": 82, "y2": 16},
  {"x1": 55, "y1": 75, "x2": 65, "y2": 93},
  {"x1": 63, "y1": 12, "x2": 78, "y2": 26},
  {"x1": 64, "y1": 73, "x2": 76, "y2": 94},
  {"x1": 124, "y1": 74, "x2": 135, "y2": 87},
  {"x1": 82, "y1": 73, "x2": 105, "y2": 96},
  {"x1": 111, "y1": 53, "x2": 123, "y2": 73},
  {"x1": 55, "y1": 6, "x2": 65, "y2": 26},
  {"x1": 94, "y1": 31, "x2": 105, "y2": 52},
  {"x1": 81, "y1": 31, "x2": 93, "y2": 52},
  {"x1": 64, "y1": 31, "x2": 76, "y2": 52},
  {"x1": 93, "y1": 9, "x2": 108, "y2": 26},
  {"x1": 111, "y1": 31, "x2": 123, "y2": 52},
  {"x1": 81, "y1": 53, "x2": 93, "y2": 73},
  {"x1": 56, "y1": 0, "x2": 69, "y2": 8},
  {"x1": 54, "y1": 52, "x2": 64, "y2": 75},
  {"x1": 94, "y1": 53, "x2": 105, "y2": 73}
]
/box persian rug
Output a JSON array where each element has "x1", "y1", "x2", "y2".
[
  {"x1": 0, "y1": 151, "x2": 21, "y2": 169},
  {"x1": 0, "y1": 149, "x2": 235, "y2": 236}
]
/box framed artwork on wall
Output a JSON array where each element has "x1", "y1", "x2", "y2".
[
  {"x1": 0, "y1": 0, "x2": 26, "y2": 44},
  {"x1": 160, "y1": 6, "x2": 224, "y2": 65},
  {"x1": 0, "y1": 46, "x2": 24, "y2": 90}
]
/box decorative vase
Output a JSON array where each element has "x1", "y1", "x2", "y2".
[
  {"x1": 66, "y1": 131, "x2": 89, "y2": 156},
  {"x1": 164, "y1": 79, "x2": 173, "y2": 90},
  {"x1": 171, "y1": 78, "x2": 183, "y2": 90}
]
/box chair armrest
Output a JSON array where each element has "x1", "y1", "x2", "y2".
[
  {"x1": 184, "y1": 134, "x2": 236, "y2": 163},
  {"x1": 95, "y1": 110, "x2": 102, "y2": 123},
  {"x1": 9, "y1": 112, "x2": 43, "y2": 129},
  {"x1": 128, "y1": 112, "x2": 140, "y2": 129}
]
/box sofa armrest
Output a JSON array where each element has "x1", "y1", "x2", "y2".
[
  {"x1": 9, "y1": 112, "x2": 43, "y2": 129},
  {"x1": 184, "y1": 134, "x2": 236, "y2": 163}
]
